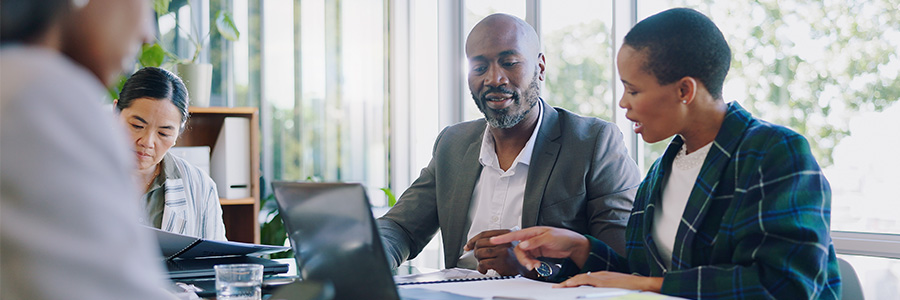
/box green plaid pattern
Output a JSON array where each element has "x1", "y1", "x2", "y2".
[{"x1": 561, "y1": 102, "x2": 841, "y2": 299}]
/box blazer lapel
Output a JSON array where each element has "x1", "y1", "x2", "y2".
[
  {"x1": 441, "y1": 127, "x2": 486, "y2": 266},
  {"x1": 671, "y1": 102, "x2": 752, "y2": 269},
  {"x1": 522, "y1": 101, "x2": 561, "y2": 227},
  {"x1": 641, "y1": 138, "x2": 682, "y2": 275}
]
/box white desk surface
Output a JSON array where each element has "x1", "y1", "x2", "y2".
[{"x1": 268, "y1": 258, "x2": 678, "y2": 300}]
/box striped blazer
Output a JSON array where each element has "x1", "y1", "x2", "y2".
[
  {"x1": 560, "y1": 102, "x2": 841, "y2": 299},
  {"x1": 159, "y1": 153, "x2": 227, "y2": 241}
]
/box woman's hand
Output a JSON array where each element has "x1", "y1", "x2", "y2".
[
  {"x1": 554, "y1": 271, "x2": 663, "y2": 292},
  {"x1": 490, "y1": 226, "x2": 591, "y2": 270}
]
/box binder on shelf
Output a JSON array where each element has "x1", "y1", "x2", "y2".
[
  {"x1": 169, "y1": 146, "x2": 211, "y2": 175},
  {"x1": 210, "y1": 117, "x2": 251, "y2": 199}
]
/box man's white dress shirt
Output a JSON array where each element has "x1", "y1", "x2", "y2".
[{"x1": 458, "y1": 105, "x2": 542, "y2": 269}]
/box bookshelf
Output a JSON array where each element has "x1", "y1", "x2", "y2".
[{"x1": 176, "y1": 107, "x2": 260, "y2": 244}]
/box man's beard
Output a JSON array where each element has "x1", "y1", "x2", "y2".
[{"x1": 472, "y1": 71, "x2": 541, "y2": 129}]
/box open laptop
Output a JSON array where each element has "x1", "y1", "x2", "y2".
[{"x1": 271, "y1": 182, "x2": 401, "y2": 300}]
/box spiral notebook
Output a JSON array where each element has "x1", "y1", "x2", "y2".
[{"x1": 394, "y1": 268, "x2": 517, "y2": 285}]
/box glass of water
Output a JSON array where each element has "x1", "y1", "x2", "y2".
[{"x1": 215, "y1": 264, "x2": 264, "y2": 300}]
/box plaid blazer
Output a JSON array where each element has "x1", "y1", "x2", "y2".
[{"x1": 559, "y1": 102, "x2": 841, "y2": 299}]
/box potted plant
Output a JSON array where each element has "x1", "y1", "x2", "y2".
[{"x1": 138, "y1": 0, "x2": 240, "y2": 107}]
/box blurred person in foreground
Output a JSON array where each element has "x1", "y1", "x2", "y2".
[
  {"x1": 1, "y1": 0, "x2": 177, "y2": 299},
  {"x1": 115, "y1": 67, "x2": 226, "y2": 241},
  {"x1": 492, "y1": 8, "x2": 841, "y2": 299}
]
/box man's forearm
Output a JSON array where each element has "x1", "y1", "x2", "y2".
[{"x1": 376, "y1": 219, "x2": 413, "y2": 269}]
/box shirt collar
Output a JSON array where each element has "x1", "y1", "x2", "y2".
[
  {"x1": 161, "y1": 152, "x2": 181, "y2": 180},
  {"x1": 478, "y1": 103, "x2": 544, "y2": 170},
  {"x1": 147, "y1": 153, "x2": 181, "y2": 192}
]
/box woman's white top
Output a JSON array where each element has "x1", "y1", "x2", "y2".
[
  {"x1": 0, "y1": 46, "x2": 176, "y2": 300},
  {"x1": 652, "y1": 140, "x2": 713, "y2": 270}
]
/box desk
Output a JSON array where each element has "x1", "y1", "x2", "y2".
[
  {"x1": 239, "y1": 259, "x2": 679, "y2": 300},
  {"x1": 187, "y1": 258, "x2": 678, "y2": 300}
]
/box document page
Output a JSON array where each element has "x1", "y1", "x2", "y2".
[{"x1": 394, "y1": 268, "x2": 501, "y2": 285}]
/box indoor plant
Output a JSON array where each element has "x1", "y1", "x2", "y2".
[{"x1": 129, "y1": 0, "x2": 240, "y2": 107}]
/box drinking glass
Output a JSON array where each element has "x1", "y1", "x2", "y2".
[{"x1": 215, "y1": 263, "x2": 263, "y2": 300}]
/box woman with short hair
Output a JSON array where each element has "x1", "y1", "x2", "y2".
[{"x1": 492, "y1": 8, "x2": 841, "y2": 299}]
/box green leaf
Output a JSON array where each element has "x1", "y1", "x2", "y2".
[
  {"x1": 139, "y1": 43, "x2": 166, "y2": 67},
  {"x1": 153, "y1": 0, "x2": 171, "y2": 17},
  {"x1": 107, "y1": 75, "x2": 129, "y2": 102},
  {"x1": 380, "y1": 187, "x2": 397, "y2": 207},
  {"x1": 215, "y1": 11, "x2": 240, "y2": 41}
]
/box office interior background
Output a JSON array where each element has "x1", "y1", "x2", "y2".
[{"x1": 162, "y1": 0, "x2": 899, "y2": 298}]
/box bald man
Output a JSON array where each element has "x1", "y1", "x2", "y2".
[{"x1": 377, "y1": 14, "x2": 641, "y2": 278}]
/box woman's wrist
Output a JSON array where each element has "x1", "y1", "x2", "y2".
[{"x1": 641, "y1": 277, "x2": 664, "y2": 292}]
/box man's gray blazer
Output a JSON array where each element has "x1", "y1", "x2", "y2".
[{"x1": 377, "y1": 100, "x2": 642, "y2": 269}]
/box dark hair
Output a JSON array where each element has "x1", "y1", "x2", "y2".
[
  {"x1": 624, "y1": 8, "x2": 731, "y2": 99},
  {"x1": 0, "y1": 0, "x2": 70, "y2": 43},
  {"x1": 117, "y1": 67, "x2": 190, "y2": 126}
]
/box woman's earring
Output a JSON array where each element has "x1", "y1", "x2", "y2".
[{"x1": 682, "y1": 100, "x2": 687, "y2": 104}]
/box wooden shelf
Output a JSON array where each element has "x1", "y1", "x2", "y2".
[
  {"x1": 220, "y1": 197, "x2": 256, "y2": 205},
  {"x1": 176, "y1": 106, "x2": 260, "y2": 244}
]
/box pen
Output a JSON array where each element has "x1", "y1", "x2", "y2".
[{"x1": 575, "y1": 290, "x2": 635, "y2": 299}]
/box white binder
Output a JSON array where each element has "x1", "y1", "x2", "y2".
[{"x1": 210, "y1": 117, "x2": 251, "y2": 199}]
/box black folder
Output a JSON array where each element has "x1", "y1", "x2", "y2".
[
  {"x1": 150, "y1": 226, "x2": 290, "y2": 260},
  {"x1": 148, "y1": 226, "x2": 291, "y2": 280},
  {"x1": 166, "y1": 255, "x2": 290, "y2": 279}
]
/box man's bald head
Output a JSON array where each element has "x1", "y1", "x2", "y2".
[
  {"x1": 466, "y1": 13, "x2": 541, "y2": 59},
  {"x1": 466, "y1": 14, "x2": 545, "y2": 130}
]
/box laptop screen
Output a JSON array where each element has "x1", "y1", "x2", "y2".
[{"x1": 272, "y1": 182, "x2": 400, "y2": 300}]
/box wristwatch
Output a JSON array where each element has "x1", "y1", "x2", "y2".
[{"x1": 535, "y1": 261, "x2": 553, "y2": 278}]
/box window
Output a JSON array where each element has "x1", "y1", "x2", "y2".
[
  {"x1": 465, "y1": 0, "x2": 527, "y2": 32},
  {"x1": 839, "y1": 254, "x2": 900, "y2": 298},
  {"x1": 227, "y1": 0, "x2": 260, "y2": 108},
  {"x1": 405, "y1": 0, "x2": 442, "y2": 185},
  {"x1": 261, "y1": 0, "x2": 389, "y2": 205},
  {"x1": 638, "y1": 0, "x2": 900, "y2": 236},
  {"x1": 540, "y1": 0, "x2": 615, "y2": 121}
]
